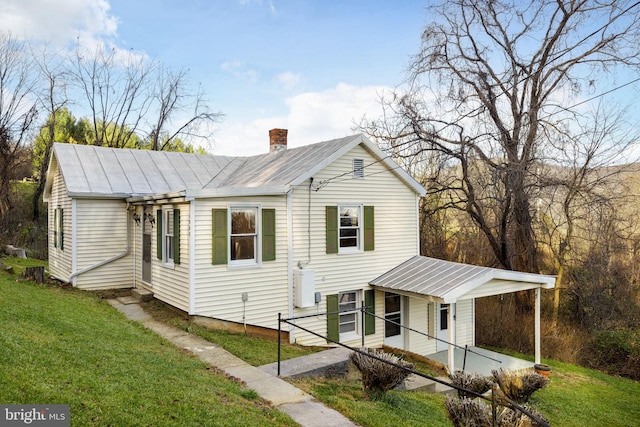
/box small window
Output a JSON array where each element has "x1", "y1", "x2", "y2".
[
  {"x1": 339, "y1": 205, "x2": 361, "y2": 252},
  {"x1": 230, "y1": 206, "x2": 258, "y2": 265},
  {"x1": 339, "y1": 290, "x2": 360, "y2": 337},
  {"x1": 54, "y1": 207, "x2": 64, "y2": 250},
  {"x1": 353, "y1": 158, "x2": 364, "y2": 178},
  {"x1": 163, "y1": 209, "x2": 175, "y2": 264}
]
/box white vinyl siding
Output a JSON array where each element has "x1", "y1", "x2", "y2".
[
  {"x1": 289, "y1": 144, "x2": 420, "y2": 347},
  {"x1": 48, "y1": 167, "x2": 73, "y2": 281},
  {"x1": 192, "y1": 196, "x2": 289, "y2": 325},
  {"x1": 455, "y1": 299, "x2": 475, "y2": 347},
  {"x1": 73, "y1": 199, "x2": 132, "y2": 290},
  {"x1": 151, "y1": 203, "x2": 190, "y2": 312}
]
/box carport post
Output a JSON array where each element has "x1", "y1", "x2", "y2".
[{"x1": 535, "y1": 288, "x2": 541, "y2": 364}]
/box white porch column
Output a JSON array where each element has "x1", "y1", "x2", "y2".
[
  {"x1": 447, "y1": 303, "x2": 456, "y2": 372},
  {"x1": 535, "y1": 287, "x2": 541, "y2": 364}
]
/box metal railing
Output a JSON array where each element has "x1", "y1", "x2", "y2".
[{"x1": 276, "y1": 307, "x2": 549, "y2": 427}]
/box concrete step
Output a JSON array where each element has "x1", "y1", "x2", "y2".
[
  {"x1": 259, "y1": 347, "x2": 352, "y2": 378},
  {"x1": 131, "y1": 288, "x2": 154, "y2": 302},
  {"x1": 400, "y1": 374, "x2": 454, "y2": 394}
]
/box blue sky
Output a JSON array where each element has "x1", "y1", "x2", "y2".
[{"x1": 1, "y1": 0, "x2": 428, "y2": 155}]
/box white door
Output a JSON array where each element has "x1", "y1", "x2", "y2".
[
  {"x1": 437, "y1": 303, "x2": 449, "y2": 352},
  {"x1": 384, "y1": 293, "x2": 404, "y2": 348}
]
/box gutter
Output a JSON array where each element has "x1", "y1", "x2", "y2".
[{"x1": 69, "y1": 203, "x2": 132, "y2": 282}]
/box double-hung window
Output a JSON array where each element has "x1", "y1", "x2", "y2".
[
  {"x1": 339, "y1": 290, "x2": 359, "y2": 337},
  {"x1": 53, "y1": 207, "x2": 64, "y2": 250},
  {"x1": 157, "y1": 207, "x2": 180, "y2": 266},
  {"x1": 230, "y1": 206, "x2": 258, "y2": 264},
  {"x1": 339, "y1": 205, "x2": 361, "y2": 252}
]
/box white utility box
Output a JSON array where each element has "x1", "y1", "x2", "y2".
[{"x1": 293, "y1": 269, "x2": 315, "y2": 308}]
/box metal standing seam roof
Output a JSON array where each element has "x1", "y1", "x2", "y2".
[
  {"x1": 369, "y1": 256, "x2": 556, "y2": 303},
  {"x1": 47, "y1": 134, "x2": 426, "y2": 200}
]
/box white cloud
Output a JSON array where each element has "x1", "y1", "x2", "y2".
[
  {"x1": 220, "y1": 60, "x2": 258, "y2": 83},
  {"x1": 0, "y1": 0, "x2": 118, "y2": 44},
  {"x1": 212, "y1": 83, "x2": 392, "y2": 156}
]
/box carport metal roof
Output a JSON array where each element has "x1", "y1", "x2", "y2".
[{"x1": 369, "y1": 256, "x2": 556, "y2": 303}]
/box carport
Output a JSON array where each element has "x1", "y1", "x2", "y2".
[{"x1": 369, "y1": 256, "x2": 556, "y2": 373}]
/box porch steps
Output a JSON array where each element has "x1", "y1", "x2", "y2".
[{"x1": 400, "y1": 374, "x2": 454, "y2": 394}]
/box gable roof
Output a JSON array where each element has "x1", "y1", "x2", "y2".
[
  {"x1": 44, "y1": 134, "x2": 426, "y2": 201},
  {"x1": 370, "y1": 255, "x2": 556, "y2": 303}
]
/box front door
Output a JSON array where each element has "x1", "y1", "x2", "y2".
[
  {"x1": 142, "y1": 207, "x2": 152, "y2": 284},
  {"x1": 437, "y1": 303, "x2": 449, "y2": 352},
  {"x1": 384, "y1": 293, "x2": 404, "y2": 348}
]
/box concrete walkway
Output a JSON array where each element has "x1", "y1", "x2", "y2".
[{"x1": 108, "y1": 298, "x2": 357, "y2": 427}]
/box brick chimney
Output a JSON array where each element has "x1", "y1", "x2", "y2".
[{"x1": 269, "y1": 128, "x2": 288, "y2": 153}]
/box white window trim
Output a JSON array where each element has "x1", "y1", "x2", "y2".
[
  {"x1": 162, "y1": 205, "x2": 175, "y2": 268},
  {"x1": 228, "y1": 204, "x2": 262, "y2": 268},
  {"x1": 339, "y1": 290, "x2": 361, "y2": 341},
  {"x1": 338, "y1": 204, "x2": 363, "y2": 254},
  {"x1": 54, "y1": 207, "x2": 63, "y2": 250}
]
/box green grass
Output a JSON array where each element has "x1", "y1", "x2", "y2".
[
  {"x1": 289, "y1": 374, "x2": 452, "y2": 427},
  {"x1": 0, "y1": 259, "x2": 296, "y2": 427},
  {"x1": 531, "y1": 358, "x2": 640, "y2": 426},
  {"x1": 141, "y1": 299, "x2": 324, "y2": 366}
]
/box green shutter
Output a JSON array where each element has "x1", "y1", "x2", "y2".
[
  {"x1": 262, "y1": 208, "x2": 276, "y2": 262},
  {"x1": 156, "y1": 209, "x2": 163, "y2": 260},
  {"x1": 60, "y1": 209, "x2": 64, "y2": 250},
  {"x1": 173, "y1": 209, "x2": 180, "y2": 265},
  {"x1": 364, "y1": 289, "x2": 375, "y2": 335},
  {"x1": 364, "y1": 206, "x2": 374, "y2": 251},
  {"x1": 326, "y1": 294, "x2": 339, "y2": 343},
  {"x1": 326, "y1": 206, "x2": 338, "y2": 254},
  {"x1": 212, "y1": 209, "x2": 228, "y2": 265}
]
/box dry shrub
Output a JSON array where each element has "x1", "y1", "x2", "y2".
[
  {"x1": 349, "y1": 348, "x2": 413, "y2": 396},
  {"x1": 449, "y1": 370, "x2": 493, "y2": 399},
  {"x1": 492, "y1": 369, "x2": 549, "y2": 404},
  {"x1": 445, "y1": 395, "x2": 492, "y2": 427},
  {"x1": 499, "y1": 405, "x2": 549, "y2": 427}
]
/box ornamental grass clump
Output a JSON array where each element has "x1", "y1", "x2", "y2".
[
  {"x1": 449, "y1": 370, "x2": 493, "y2": 399},
  {"x1": 349, "y1": 348, "x2": 414, "y2": 397},
  {"x1": 499, "y1": 404, "x2": 550, "y2": 427},
  {"x1": 445, "y1": 395, "x2": 492, "y2": 427},
  {"x1": 492, "y1": 369, "x2": 549, "y2": 404}
]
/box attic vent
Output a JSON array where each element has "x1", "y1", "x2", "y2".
[{"x1": 353, "y1": 158, "x2": 364, "y2": 179}]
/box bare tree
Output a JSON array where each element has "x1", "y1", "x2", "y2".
[
  {"x1": 70, "y1": 43, "x2": 220, "y2": 151},
  {"x1": 31, "y1": 44, "x2": 69, "y2": 220},
  {"x1": 362, "y1": 0, "x2": 640, "y2": 274},
  {"x1": 0, "y1": 32, "x2": 39, "y2": 220}
]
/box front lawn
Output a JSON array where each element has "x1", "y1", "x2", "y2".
[{"x1": 0, "y1": 258, "x2": 296, "y2": 426}]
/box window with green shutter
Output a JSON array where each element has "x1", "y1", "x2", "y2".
[
  {"x1": 327, "y1": 205, "x2": 375, "y2": 253},
  {"x1": 158, "y1": 207, "x2": 180, "y2": 265}
]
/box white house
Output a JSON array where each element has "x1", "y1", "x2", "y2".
[{"x1": 44, "y1": 129, "x2": 555, "y2": 372}]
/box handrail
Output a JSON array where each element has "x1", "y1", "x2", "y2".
[{"x1": 277, "y1": 313, "x2": 549, "y2": 427}]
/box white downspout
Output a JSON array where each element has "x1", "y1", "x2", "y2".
[
  {"x1": 535, "y1": 287, "x2": 541, "y2": 364},
  {"x1": 287, "y1": 189, "x2": 295, "y2": 343},
  {"x1": 189, "y1": 199, "x2": 196, "y2": 315}
]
